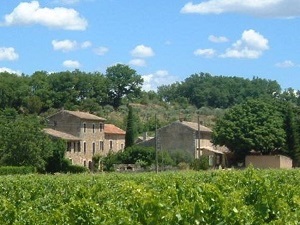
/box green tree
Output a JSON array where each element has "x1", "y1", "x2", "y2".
[
  {"x1": 0, "y1": 109, "x2": 53, "y2": 172},
  {"x1": 29, "y1": 71, "x2": 53, "y2": 112},
  {"x1": 125, "y1": 105, "x2": 137, "y2": 148},
  {"x1": 106, "y1": 64, "x2": 143, "y2": 108},
  {"x1": 281, "y1": 102, "x2": 300, "y2": 166},
  {"x1": 45, "y1": 139, "x2": 68, "y2": 173},
  {"x1": 120, "y1": 146, "x2": 155, "y2": 168},
  {"x1": 0, "y1": 72, "x2": 30, "y2": 110},
  {"x1": 157, "y1": 73, "x2": 281, "y2": 109},
  {"x1": 213, "y1": 99, "x2": 286, "y2": 161}
]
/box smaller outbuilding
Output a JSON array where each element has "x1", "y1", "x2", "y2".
[{"x1": 245, "y1": 155, "x2": 293, "y2": 169}]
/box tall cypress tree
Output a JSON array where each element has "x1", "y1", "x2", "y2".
[
  {"x1": 125, "y1": 105, "x2": 136, "y2": 149},
  {"x1": 283, "y1": 103, "x2": 300, "y2": 166}
]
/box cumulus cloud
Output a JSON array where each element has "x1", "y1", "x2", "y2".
[
  {"x1": 208, "y1": 35, "x2": 229, "y2": 43},
  {"x1": 129, "y1": 59, "x2": 146, "y2": 67},
  {"x1": 275, "y1": 60, "x2": 296, "y2": 68},
  {"x1": 52, "y1": 39, "x2": 91, "y2": 52},
  {"x1": 63, "y1": 60, "x2": 81, "y2": 68},
  {"x1": 181, "y1": 0, "x2": 300, "y2": 18},
  {"x1": 0, "y1": 67, "x2": 21, "y2": 75},
  {"x1": 131, "y1": 45, "x2": 154, "y2": 58},
  {"x1": 94, "y1": 46, "x2": 109, "y2": 56},
  {"x1": 52, "y1": 40, "x2": 77, "y2": 52},
  {"x1": 0, "y1": 47, "x2": 19, "y2": 61},
  {"x1": 2, "y1": 1, "x2": 87, "y2": 30},
  {"x1": 142, "y1": 70, "x2": 179, "y2": 91},
  {"x1": 220, "y1": 29, "x2": 269, "y2": 59},
  {"x1": 194, "y1": 48, "x2": 216, "y2": 58}
]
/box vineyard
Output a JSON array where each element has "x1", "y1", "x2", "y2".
[{"x1": 0, "y1": 168, "x2": 300, "y2": 224}]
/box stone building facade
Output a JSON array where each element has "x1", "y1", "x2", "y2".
[
  {"x1": 45, "y1": 110, "x2": 125, "y2": 169},
  {"x1": 139, "y1": 120, "x2": 228, "y2": 167}
]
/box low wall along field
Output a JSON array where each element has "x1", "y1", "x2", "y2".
[{"x1": 0, "y1": 168, "x2": 300, "y2": 224}]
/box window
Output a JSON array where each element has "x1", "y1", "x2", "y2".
[
  {"x1": 77, "y1": 142, "x2": 81, "y2": 152},
  {"x1": 109, "y1": 140, "x2": 113, "y2": 149},
  {"x1": 88, "y1": 161, "x2": 93, "y2": 170},
  {"x1": 93, "y1": 124, "x2": 95, "y2": 133},
  {"x1": 100, "y1": 141, "x2": 104, "y2": 151},
  {"x1": 83, "y1": 123, "x2": 87, "y2": 133},
  {"x1": 83, "y1": 160, "x2": 86, "y2": 167},
  {"x1": 67, "y1": 142, "x2": 71, "y2": 151},
  {"x1": 92, "y1": 142, "x2": 95, "y2": 155},
  {"x1": 84, "y1": 142, "x2": 87, "y2": 154},
  {"x1": 121, "y1": 144, "x2": 124, "y2": 150},
  {"x1": 99, "y1": 123, "x2": 104, "y2": 132}
]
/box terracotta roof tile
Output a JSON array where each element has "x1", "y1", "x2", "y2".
[{"x1": 104, "y1": 124, "x2": 126, "y2": 135}]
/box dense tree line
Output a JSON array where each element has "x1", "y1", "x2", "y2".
[
  {"x1": 158, "y1": 73, "x2": 283, "y2": 108},
  {"x1": 3, "y1": 69, "x2": 300, "y2": 115},
  {"x1": 0, "y1": 64, "x2": 143, "y2": 114}
]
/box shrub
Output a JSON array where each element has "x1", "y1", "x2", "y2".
[
  {"x1": 64, "y1": 165, "x2": 89, "y2": 173},
  {"x1": 178, "y1": 162, "x2": 190, "y2": 170},
  {"x1": 191, "y1": 156, "x2": 210, "y2": 170},
  {"x1": 0, "y1": 166, "x2": 36, "y2": 175}
]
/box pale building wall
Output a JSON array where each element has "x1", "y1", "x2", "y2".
[
  {"x1": 157, "y1": 122, "x2": 196, "y2": 158},
  {"x1": 139, "y1": 122, "x2": 214, "y2": 158},
  {"x1": 245, "y1": 155, "x2": 292, "y2": 169},
  {"x1": 104, "y1": 133, "x2": 125, "y2": 154}
]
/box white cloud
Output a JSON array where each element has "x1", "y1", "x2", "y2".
[
  {"x1": 0, "y1": 67, "x2": 21, "y2": 75},
  {"x1": 52, "y1": 40, "x2": 91, "y2": 52},
  {"x1": 52, "y1": 40, "x2": 77, "y2": 52},
  {"x1": 142, "y1": 70, "x2": 179, "y2": 91},
  {"x1": 94, "y1": 46, "x2": 109, "y2": 56},
  {"x1": 275, "y1": 60, "x2": 296, "y2": 68},
  {"x1": 220, "y1": 29, "x2": 269, "y2": 59},
  {"x1": 131, "y1": 45, "x2": 154, "y2": 58},
  {"x1": 2, "y1": 1, "x2": 87, "y2": 30},
  {"x1": 129, "y1": 59, "x2": 146, "y2": 67},
  {"x1": 63, "y1": 60, "x2": 81, "y2": 68},
  {"x1": 81, "y1": 41, "x2": 92, "y2": 49},
  {"x1": 208, "y1": 35, "x2": 229, "y2": 43},
  {"x1": 181, "y1": 0, "x2": 300, "y2": 18},
  {"x1": 0, "y1": 47, "x2": 19, "y2": 61},
  {"x1": 194, "y1": 48, "x2": 216, "y2": 58}
]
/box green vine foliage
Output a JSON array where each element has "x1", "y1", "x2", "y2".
[{"x1": 0, "y1": 168, "x2": 300, "y2": 224}]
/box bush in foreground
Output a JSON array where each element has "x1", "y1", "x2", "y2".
[{"x1": 0, "y1": 166, "x2": 36, "y2": 175}]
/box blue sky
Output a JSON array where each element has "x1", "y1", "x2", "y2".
[{"x1": 0, "y1": 0, "x2": 300, "y2": 91}]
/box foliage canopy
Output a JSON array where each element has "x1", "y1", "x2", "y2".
[{"x1": 213, "y1": 99, "x2": 286, "y2": 159}]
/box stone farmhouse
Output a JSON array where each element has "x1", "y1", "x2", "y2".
[
  {"x1": 138, "y1": 120, "x2": 228, "y2": 168},
  {"x1": 44, "y1": 110, "x2": 125, "y2": 169}
]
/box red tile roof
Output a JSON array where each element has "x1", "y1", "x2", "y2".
[{"x1": 104, "y1": 124, "x2": 126, "y2": 135}]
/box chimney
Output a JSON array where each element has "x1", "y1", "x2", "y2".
[{"x1": 143, "y1": 132, "x2": 148, "y2": 141}]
